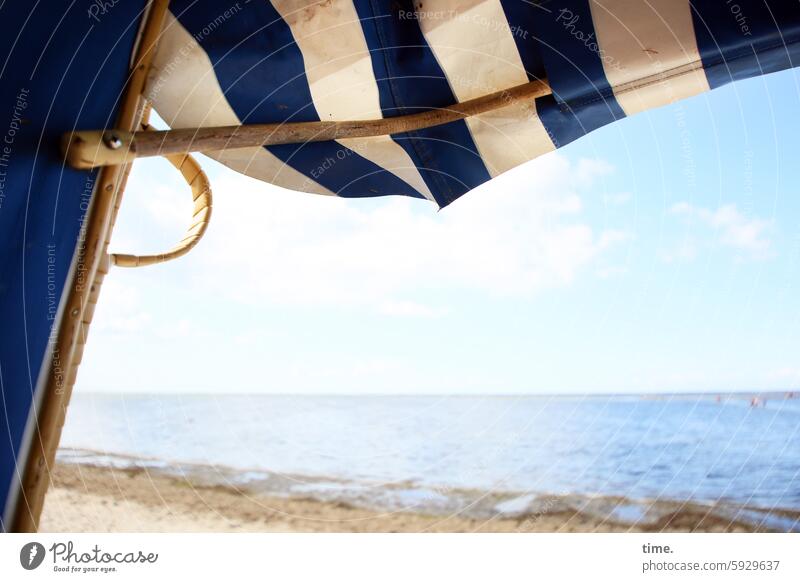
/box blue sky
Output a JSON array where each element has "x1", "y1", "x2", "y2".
[{"x1": 76, "y1": 68, "x2": 800, "y2": 395}]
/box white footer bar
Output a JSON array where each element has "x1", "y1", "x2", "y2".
[{"x1": 1, "y1": 533, "x2": 797, "y2": 581}]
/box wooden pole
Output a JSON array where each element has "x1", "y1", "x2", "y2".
[
  {"x1": 62, "y1": 77, "x2": 552, "y2": 169},
  {"x1": 11, "y1": 0, "x2": 170, "y2": 532}
]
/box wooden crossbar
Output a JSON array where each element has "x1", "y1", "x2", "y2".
[{"x1": 63, "y1": 77, "x2": 551, "y2": 169}]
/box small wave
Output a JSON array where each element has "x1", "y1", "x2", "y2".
[{"x1": 56, "y1": 447, "x2": 799, "y2": 531}]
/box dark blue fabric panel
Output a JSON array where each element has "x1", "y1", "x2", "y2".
[
  {"x1": 498, "y1": 0, "x2": 547, "y2": 81},
  {"x1": 0, "y1": 1, "x2": 146, "y2": 529},
  {"x1": 171, "y1": 0, "x2": 425, "y2": 200},
  {"x1": 691, "y1": 0, "x2": 800, "y2": 89},
  {"x1": 351, "y1": 0, "x2": 492, "y2": 207},
  {"x1": 530, "y1": 0, "x2": 626, "y2": 149}
]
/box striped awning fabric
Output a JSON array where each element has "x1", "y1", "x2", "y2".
[{"x1": 146, "y1": 1, "x2": 800, "y2": 208}]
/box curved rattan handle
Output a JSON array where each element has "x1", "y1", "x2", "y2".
[{"x1": 111, "y1": 149, "x2": 212, "y2": 268}]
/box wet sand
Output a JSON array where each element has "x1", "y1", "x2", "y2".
[{"x1": 40, "y1": 463, "x2": 766, "y2": 533}]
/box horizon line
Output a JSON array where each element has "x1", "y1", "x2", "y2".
[{"x1": 72, "y1": 389, "x2": 798, "y2": 398}]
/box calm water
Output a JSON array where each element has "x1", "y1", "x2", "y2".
[{"x1": 59, "y1": 393, "x2": 800, "y2": 529}]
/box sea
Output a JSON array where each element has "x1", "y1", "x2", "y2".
[{"x1": 58, "y1": 392, "x2": 800, "y2": 531}]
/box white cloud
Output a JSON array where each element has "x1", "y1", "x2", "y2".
[
  {"x1": 378, "y1": 300, "x2": 449, "y2": 318},
  {"x1": 709, "y1": 205, "x2": 772, "y2": 253},
  {"x1": 575, "y1": 157, "x2": 614, "y2": 187},
  {"x1": 144, "y1": 184, "x2": 194, "y2": 231},
  {"x1": 604, "y1": 191, "x2": 631, "y2": 206},
  {"x1": 769, "y1": 367, "x2": 800, "y2": 382},
  {"x1": 142, "y1": 153, "x2": 628, "y2": 312},
  {"x1": 660, "y1": 236, "x2": 699, "y2": 263},
  {"x1": 153, "y1": 318, "x2": 197, "y2": 340},
  {"x1": 669, "y1": 202, "x2": 773, "y2": 259},
  {"x1": 92, "y1": 279, "x2": 152, "y2": 333}
]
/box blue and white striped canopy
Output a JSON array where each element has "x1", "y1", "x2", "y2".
[{"x1": 147, "y1": 1, "x2": 800, "y2": 207}]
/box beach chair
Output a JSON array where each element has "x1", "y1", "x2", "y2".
[{"x1": 2, "y1": 0, "x2": 799, "y2": 532}]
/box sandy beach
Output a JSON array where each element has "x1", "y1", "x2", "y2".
[{"x1": 38, "y1": 463, "x2": 769, "y2": 533}]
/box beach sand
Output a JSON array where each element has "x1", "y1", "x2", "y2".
[{"x1": 39, "y1": 463, "x2": 764, "y2": 533}]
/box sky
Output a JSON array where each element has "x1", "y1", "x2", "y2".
[{"x1": 75, "y1": 67, "x2": 800, "y2": 395}]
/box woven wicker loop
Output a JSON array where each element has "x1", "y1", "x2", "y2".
[{"x1": 110, "y1": 149, "x2": 212, "y2": 268}]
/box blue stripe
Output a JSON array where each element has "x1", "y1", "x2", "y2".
[
  {"x1": 171, "y1": 1, "x2": 425, "y2": 200},
  {"x1": 529, "y1": 0, "x2": 626, "y2": 148},
  {"x1": 0, "y1": 1, "x2": 146, "y2": 529},
  {"x1": 352, "y1": 0, "x2": 492, "y2": 207},
  {"x1": 691, "y1": 0, "x2": 800, "y2": 90},
  {"x1": 498, "y1": 0, "x2": 546, "y2": 81}
]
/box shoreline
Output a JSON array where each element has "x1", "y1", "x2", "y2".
[{"x1": 40, "y1": 461, "x2": 791, "y2": 533}]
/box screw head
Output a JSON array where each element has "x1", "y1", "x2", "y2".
[{"x1": 105, "y1": 133, "x2": 123, "y2": 150}]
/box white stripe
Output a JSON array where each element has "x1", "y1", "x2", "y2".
[
  {"x1": 590, "y1": 0, "x2": 710, "y2": 116},
  {"x1": 145, "y1": 11, "x2": 334, "y2": 196},
  {"x1": 272, "y1": 0, "x2": 437, "y2": 202},
  {"x1": 416, "y1": 0, "x2": 555, "y2": 177}
]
